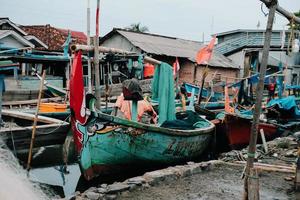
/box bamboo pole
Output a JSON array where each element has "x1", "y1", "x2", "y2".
[
  {"x1": 26, "y1": 70, "x2": 46, "y2": 172},
  {"x1": 70, "y1": 44, "x2": 162, "y2": 65},
  {"x1": 243, "y1": 1, "x2": 277, "y2": 199},
  {"x1": 236, "y1": 161, "x2": 295, "y2": 170},
  {"x1": 197, "y1": 65, "x2": 209, "y2": 105},
  {"x1": 93, "y1": 0, "x2": 101, "y2": 109},
  {"x1": 87, "y1": 0, "x2": 92, "y2": 93}
]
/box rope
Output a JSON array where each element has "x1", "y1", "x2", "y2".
[
  {"x1": 35, "y1": 114, "x2": 71, "y2": 135},
  {"x1": 261, "y1": 3, "x2": 269, "y2": 17},
  {"x1": 247, "y1": 152, "x2": 256, "y2": 158}
]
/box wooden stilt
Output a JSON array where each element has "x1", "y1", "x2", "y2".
[
  {"x1": 27, "y1": 70, "x2": 46, "y2": 172},
  {"x1": 248, "y1": 168, "x2": 260, "y2": 200}
]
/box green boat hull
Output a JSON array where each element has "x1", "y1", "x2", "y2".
[{"x1": 74, "y1": 112, "x2": 215, "y2": 180}]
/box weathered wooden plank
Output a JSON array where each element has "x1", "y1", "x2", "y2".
[
  {"x1": 3, "y1": 97, "x2": 63, "y2": 106},
  {"x1": 2, "y1": 110, "x2": 67, "y2": 124}
]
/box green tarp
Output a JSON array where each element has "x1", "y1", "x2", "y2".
[{"x1": 152, "y1": 62, "x2": 176, "y2": 124}]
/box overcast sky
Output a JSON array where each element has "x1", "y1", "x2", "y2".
[{"x1": 1, "y1": 0, "x2": 299, "y2": 41}]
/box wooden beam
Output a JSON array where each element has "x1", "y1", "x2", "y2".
[
  {"x1": 2, "y1": 97, "x2": 63, "y2": 106},
  {"x1": 71, "y1": 44, "x2": 162, "y2": 65},
  {"x1": 27, "y1": 70, "x2": 45, "y2": 171},
  {"x1": 2, "y1": 110, "x2": 65, "y2": 124},
  {"x1": 260, "y1": 0, "x2": 300, "y2": 24}
]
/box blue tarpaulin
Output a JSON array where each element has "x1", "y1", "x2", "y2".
[{"x1": 267, "y1": 96, "x2": 300, "y2": 118}]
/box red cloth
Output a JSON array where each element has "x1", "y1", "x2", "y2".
[
  {"x1": 70, "y1": 51, "x2": 87, "y2": 152},
  {"x1": 268, "y1": 83, "x2": 276, "y2": 91},
  {"x1": 70, "y1": 51, "x2": 87, "y2": 124},
  {"x1": 196, "y1": 36, "x2": 216, "y2": 65}
]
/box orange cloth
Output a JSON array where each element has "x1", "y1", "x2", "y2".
[
  {"x1": 115, "y1": 94, "x2": 157, "y2": 123},
  {"x1": 144, "y1": 63, "x2": 155, "y2": 78},
  {"x1": 196, "y1": 36, "x2": 216, "y2": 65},
  {"x1": 225, "y1": 86, "x2": 234, "y2": 113}
]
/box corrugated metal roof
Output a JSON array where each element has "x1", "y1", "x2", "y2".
[
  {"x1": 215, "y1": 29, "x2": 298, "y2": 37},
  {"x1": 115, "y1": 29, "x2": 239, "y2": 69}
]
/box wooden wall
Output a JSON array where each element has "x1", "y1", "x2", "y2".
[{"x1": 179, "y1": 59, "x2": 239, "y2": 85}]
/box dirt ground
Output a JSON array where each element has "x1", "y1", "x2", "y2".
[{"x1": 119, "y1": 164, "x2": 297, "y2": 200}]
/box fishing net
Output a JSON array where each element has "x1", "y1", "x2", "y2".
[{"x1": 161, "y1": 110, "x2": 210, "y2": 130}]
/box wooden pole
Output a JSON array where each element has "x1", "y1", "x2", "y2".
[
  {"x1": 71, "y1": 44, "x2": 162, "y2": 65},
  {"x1": 248, "y1": 168, "x2": 260, "y2": 200},
  {"x1": 94, "y1": 0, "x2": 101, "y2": 109},
  {"x1": 259, "y1": 0, "x2": 300, "y2": 24},
  {"x1": 26, "y1": 70, "x2": 46, "y2": 171},
  {"x1": 197, "y1": 65, "x2": 209, "y2": 105},
  {"x1": 87, "y1": 0, "x2": 92, "y2": 93},
  {"x1": 243, "y1": 1, "x2": 277, "y2": 199}
]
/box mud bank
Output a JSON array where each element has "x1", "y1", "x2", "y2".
[{"x1": 74, "y1": 160, "x2": 297, "y2": 200}]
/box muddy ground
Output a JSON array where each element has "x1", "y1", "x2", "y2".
[
  {"x1": 75, "y1": 136, "x2": 300, "y2": 200},
  {"x1": 118, "y1": 164, "x2": 297, "y2": 200}
]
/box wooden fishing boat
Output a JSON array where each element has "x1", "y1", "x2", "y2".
[
  {"x1": 0, "y1": 110, "x2": 70, "y2": 153},
  {"x1": 223, "y1": 113, "x2": 282, "y2": 150},
  {"x1": 2, "y1": 97, "x2": 71, "y2": 121},
  {"x1": 69, "y1": 51, "x2": 215, "y2": 180},
  {"x1": 75, "y1": 110, "x2": 215, "y2": 180}
]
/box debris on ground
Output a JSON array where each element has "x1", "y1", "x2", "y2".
[{"x1": 219, "y1": 135, "x2": 299, "y2": 166}]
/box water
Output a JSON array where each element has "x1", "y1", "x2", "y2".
[
  {"x1": 29, "y1": 164, "x2": 81, "y2": 198},
  {"x1": 0, "y1": 131, "x2": 218, "y2": 199},
  {"x1": 0, "y1": 140, "x2": 49, "y2": 200}
]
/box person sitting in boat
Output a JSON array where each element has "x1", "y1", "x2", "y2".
[
  {"x1": 268, "y1": 77, "x2": 276, "y2": 101},
  {"x1": 112, "y1": 79, "x2": 158, "y2": 124},
  {"x1": 175, "y1": 83, "x2": 187, "y2": 111}
]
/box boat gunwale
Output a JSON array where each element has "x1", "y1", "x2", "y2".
[
  {"x1": 91, "y1": 111, "x2": 215, "y2": 137},
  {"x1": 0, "y1": 123, "x2": 69, "y2": 135}
]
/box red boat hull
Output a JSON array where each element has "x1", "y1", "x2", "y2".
[{"x1": 224, "y1": 114, "x2": 280, "y2": 150}]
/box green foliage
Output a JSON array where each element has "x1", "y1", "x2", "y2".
[
  {"x1": 125, "y1": 23, "x2": 149, "y2": 33},
  {"x1": 288, "y1": 10, "x2": 300, "y2": 30}
]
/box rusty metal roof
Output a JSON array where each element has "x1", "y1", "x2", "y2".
[{"x1": 114, "y1": 29, "x2": 239, "y2": 69}]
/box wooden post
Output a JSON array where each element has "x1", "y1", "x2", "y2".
[
  {"x1": 260, "y1": 129, "x2": 268, "y2": 153},
  {"x1": 94, "y1": 36, "x2": 101, "y2": 109},
  {"x1": 243, "y1": 1, "x2": 277, "y2": 199},
  {"x1": 197, "y1": 65, "x2": 209, "y2": 105},
  {"x1": 248, "y1": 168, "x2": 260, "y2": 200},
  {"x1": 87, "y1": 0, "x2": 92, "y2": 93},
  {"x1": 94, "y1": 0, "x2": 101, "y2": 109},
  {"x1": 26, "y1": 70, "x2": 46, "y2": 171}
]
